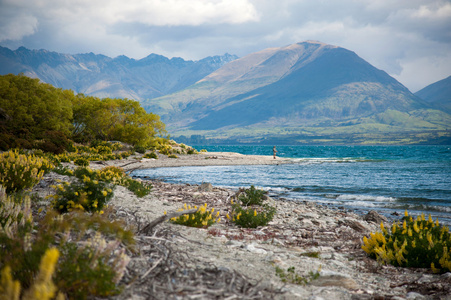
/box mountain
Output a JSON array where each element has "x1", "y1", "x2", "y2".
[
  {"x1": 415, "y1": 76, "x2": 451, "y2": 114},
  {"x1": 0, "y1": 46, "x2": 238, "y2": 101},
  {"x1": 142, "y1": 41, "x2": 451, "y2": 144}
]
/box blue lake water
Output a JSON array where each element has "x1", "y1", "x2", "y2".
[{"x1": 132, "y1": 145, "x2": 451, "y2": 224}]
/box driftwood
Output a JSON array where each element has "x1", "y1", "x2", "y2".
[{"x1": 139, "y1": 208, "x2": 197, "y2": 235}]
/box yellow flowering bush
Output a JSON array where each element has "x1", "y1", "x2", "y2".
[
  {"x1": 50, "y1": 178, "x2": 113, "y2": 213},
  {"x1": 0, "y1": 150, "x2": 54, "y2": 193},
  {"x1": 228, "y1": 186, "x2": 276, "y2": 228},
  {"x1": 362, "y1": 210, "x2": 451, "y2": 273},
  {"x1": 170, "y1": 203, "x2": 220, "y2": 228},
  {"x1": 1, "y1": 192, "x2": 133, "y2": 300},
  {"x1": 229, "y1": 202, "x2": 276, "y2": 228},
  {"x1": 0, "y1": 248, "x2": 63, "y2": 300},
  {"x1": 75, "y1": 166, "x2": 151, "y2": 197}
]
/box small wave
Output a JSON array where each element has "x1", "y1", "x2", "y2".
[
  {"x1": 289, "y1": 157, "x2": 384, "y2": 164},
  {"x1": 336, "y1": 194, "x2": 397, "y2": 202}
]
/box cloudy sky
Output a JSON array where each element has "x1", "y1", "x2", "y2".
[{"x1": 1, "y1": 0, "x2": 450, "y2": 92}]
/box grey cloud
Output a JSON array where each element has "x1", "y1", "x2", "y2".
[{"x1": 0, "y1": 0, "x2": 450, "y2": 91}]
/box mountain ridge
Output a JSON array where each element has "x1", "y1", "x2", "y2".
[
  {"x1": 415, "y1": 76, "x2": 451, "y2": 114},
  {"x1": 0, "y1": 46, "x2": 238, "y2": 101},
  {"x1": 142, "y1": 41, "x2": 450, "y2": 144}
]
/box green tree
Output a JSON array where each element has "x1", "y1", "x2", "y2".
[
  {"x1": 0, "y1": 74, "x2": 74, "y2": 150},
  {"x1": 71, "y1": 96, "x2": 166, "y2": 146}
]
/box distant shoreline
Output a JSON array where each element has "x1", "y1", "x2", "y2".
[{"x1": 96, "y1": 151, "x2": 294, "y2": 172}]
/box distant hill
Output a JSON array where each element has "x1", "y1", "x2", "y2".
[
  {"x1": 415, "y1": 76, "x2": 451, "y2": 114},
  {"x1": 0, "y1": 46, "x2": 238, "y2": 101},
  {"x1": 142, "y1": 41, "x2": 451, "y2": 144}
]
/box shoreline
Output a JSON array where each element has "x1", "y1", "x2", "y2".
[
  {"x1": 86, "y1": 151, "x2": 451, "y2": 299},
  {"x1": 101, "y1": 151, "x2": 295, "y2": 171}
]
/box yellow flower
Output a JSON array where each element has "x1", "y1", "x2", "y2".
[
  {"x1": 254, "y1": 210, "x2": 257, "y2": 217},
  {"x1": 226, "y1": 214, "x2": 230, "y2": 219},
  {"x1": 404, "y1": 210, "x2": 409, "y2": 217},
  {"x1": 101, "y1": 190, "x2": 107, "y2": 197}
]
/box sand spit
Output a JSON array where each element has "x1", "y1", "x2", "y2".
[{"x1": 37, "y1": 152, "x2": 451, "y2": 299}]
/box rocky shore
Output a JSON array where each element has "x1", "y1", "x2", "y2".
[{"x1": 39, "y1": 152, "x2": 451, "y2": 299}]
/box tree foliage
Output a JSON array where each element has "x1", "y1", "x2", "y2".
[
  {"x1": 0, "y1": 74, "x2": 167, "y2": 150},
  {"x1": 72, "y1": 96, "x2": 166, "y2": 146},
  {"x1": 0, "y1": 74, "x2": 74, "y2": 151}
]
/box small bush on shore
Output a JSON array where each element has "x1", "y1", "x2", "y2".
[
  {"x1": 143, "y1": 152, "x2": 158, "y2": 159},
  {"x1": 170, "y1": 203, "x2": 220, "y2": 228},
  {"x1": 50, "y1": 178, "x2": 113, "y2": 214},
  {"x1": 0, "y1": 189, "x2": 133, "y2": 299},
  {"x1": 275, "y1": 266, "x2": 320, "y2": 285},
  {"x1": 0, "y1": 248, "x2": 63, "y2": 300},
  {"x1": 124, "y1": 178, "x2": 152, "y2": 198},
  {"x1": 229, "y1": 202, "x2": 276, "y2": 228},
  {"x1": 0, "y1": 150, "x2": 54, "y2": 193},
  {"x1": 237, "y1": 185, "x2": 266, "y2": 206},
  {"x1": 74, "y1": 156, "x2": 89, "y2": 166},
  {"x1": 362, "y1": 210, "x2": 451, "y2": 273},
  {"x1": 228, "y1": 186, "x2": 276, "y2": 228},
  {"x1": 133, "y1": 145, "x2": 147, "y2": 154}
]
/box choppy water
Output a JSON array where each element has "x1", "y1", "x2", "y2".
[{"x1": 132, "y1": 145, "x2": 451, "y2": 224}]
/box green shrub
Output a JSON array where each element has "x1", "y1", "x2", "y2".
[
  {"x1": 187, "y1": 148, "x2": 197, "y2": 155},
  {"x1": 37, "y1": 130, "x2": 73, "y2": 155},
  {"x1": 362, "y1": 211, "x2": 451, "y2": 273},
  {"x1": 143, "y1": 152, "x2": 158, "y2": 159},
  {"x1": 275, "y1": 266, "x2": 320, "y2": 285},
  {"x1": 53, "y1": 165, "x2": 74, "y2": 176},
  {"x1": 56, "y1": 235, "x2": 124, "y2": 298},
  {"x1": 74, "y1": 157, "x2": 89, "y2": 167},
  {"x1": 170, "y1": 203, "x2": 220, "y2": 228},
  {"x1": 228, "y1": 186, "x2": 275, "y2": 228},
  {"x1": 58, "y1": 153, "x2": 71, "y2": 163},
  {"x1": 133, "y1": 145, "x2": 147, "y2": 154},
  {"x1": 237, "y1": 185, "x2": 266, "y2": 206},
  {"x1": 229, "y1": 202, "x2": 276, "y2": 228},
  {"x1": 158, "y1": 145, "x2": 172, "y2": 156},
  {"x1": 124, "y1": 178, "x2": 152, "y2": 198},
  {"x1": 50, "y1": 178, "x2": 113, "y2": 213},
  {"x1": 0, "y1": 150, "x2": 54, "y2": 193},
  {"x1": 0, "y1": 191, "x2": 133, "y2": 299},
  {"x1": 0, "y1": 248, "x2": 62, "y2": 300},
  {"x1": 168, "y1": 154, "x2": 178, "y2": 159}
]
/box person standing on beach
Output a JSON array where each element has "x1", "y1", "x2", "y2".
[{"x1": 273, "y1": 146, "x2": 277, "y2": 159}]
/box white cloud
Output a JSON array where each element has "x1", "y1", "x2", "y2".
[{"x1": 0, "y1": 0, "x2": 450, "y2": 91}]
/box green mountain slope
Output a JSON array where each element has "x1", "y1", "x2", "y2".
[
  {"x1": 415, "y1": 75, "x2": 451, "y2": 114},
  {"x1": 143, "y1": 41, "x2": 451, "y2": 144}
]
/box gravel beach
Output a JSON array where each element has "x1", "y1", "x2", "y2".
[{"x1": 36, "y1": 151, "x2": 451, "y2": 299}]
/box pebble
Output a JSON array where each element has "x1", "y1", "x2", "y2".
[{"x1": 244, "y1": 243, "x2": 267, "y2": 254}]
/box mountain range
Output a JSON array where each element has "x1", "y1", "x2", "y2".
[
  {"x1": 0, "y1": 46, "x2": 237, "y2": 100},
  {"x1": 1, "y1": 42, "x2": 450, "y2": 144}
]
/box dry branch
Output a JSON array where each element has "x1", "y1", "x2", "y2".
[{"x1": 139, "y1": 208, "x2": 197, "y2": 235}]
